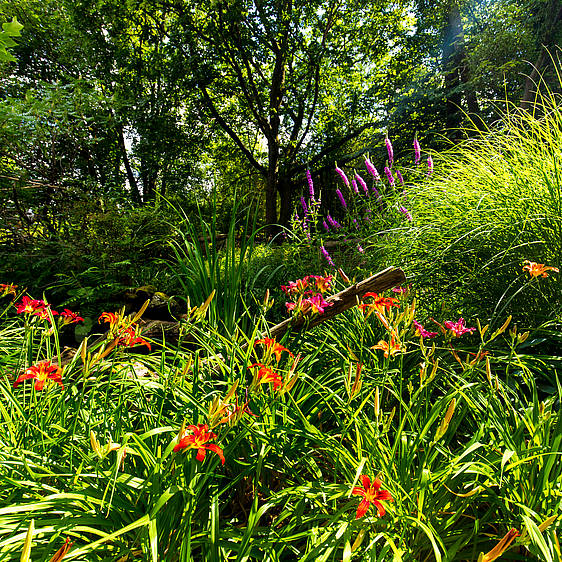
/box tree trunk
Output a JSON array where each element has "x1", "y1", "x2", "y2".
[
  {"x1": 117, "y1": 124, "x2": 141, "y2": 204},
  {"x1": 265, "y1": 139, "x2": 280, "y2": 237}
]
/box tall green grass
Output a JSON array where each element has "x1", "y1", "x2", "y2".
[{"x1": 389, "y1": 89, "x2": 562, "y2": 326}]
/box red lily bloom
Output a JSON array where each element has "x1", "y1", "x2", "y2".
[
  {"x1": 173, "y1": 423, "x2": 225, "y2": 464},
  {"x1": 14, "y1": 360, "x2": 64, "y2": 391},
  {"x1": 59, "y1": 309, "x2": 84, "y2": 325},
  {"x1": 14, "y1": 296, "x2": 46, "y2": 315},
  {"x1": 255, "y1": 338, "x2": 294, "y2": 362},
  {"x1": 352, "y1": 475, "x2": 393, "y2": 518},
  {"x1": 33, "y1": 306, "x2": 58, "y2": 322},
  {"x1": 249, "y1": 363, "x2": 283, "y2": 391}
]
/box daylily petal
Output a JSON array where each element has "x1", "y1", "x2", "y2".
[
  {"x1": 205, "y1": 443, "x2": 226, "y2": 465},
  {"x1": 356, "y1": 499, "x2": 371, "y2": 519},
  {"x1": 373, "y1": 500, "x2": 386, "y2": 517}
]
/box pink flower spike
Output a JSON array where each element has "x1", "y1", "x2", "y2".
[
  {"x1": 385, "y1": 137, "x2": 394, "y2": 165},
  {"x1": 427, "y1": 155, "x2": 434, "y2": 175},
  {"x1": 351, "y1": 178, "x2": 359, "y2": 194},
  {"x1": 384, "y1": 167, "x2": 395, "y2": 186},
  {"x1": 413, "y1": 320, "x2": 438, "y2": 339},
  {"x1": 335, "y1": 166, "x2": 350, "y2": 187},
  {"x1": 355, "y1": 174, "x2": 369, "y2": 196},
  {"x1": 414, "y1": 138, "x2": 421, "y2": 165},
  {"x1": 444, "y1": 318, "x2": 476, "y2": 337},
  {"x1": 306, "y1": 169, "x2": 315, "y2": 200},
  {"x1": 365, "y1": 159, "x2": 381, "y2": 181}
]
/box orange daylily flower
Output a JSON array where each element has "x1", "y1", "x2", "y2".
[
  {"x1": 522, "y1": 260, "x2": 559, "y2": 278},
  {"x1": 362, "y1": 292, "x2": 399, "y2": 311},
  {"x1": 98, "y1": 311, "x2": 123, "y2": 329},
  {"x1": 116, "y1": 326, "x2": 151, "y2": 350},
  {"x1": 249, "y1": 363, "x2": 284, "y2": 391},
  {"x1": 371, "y1": 335, "x2": 403, "y2": 358},
  {"x1": 352, "y1": 475, "x2": 393, "y2": 518},
  {"x1": 49, "y1": 537, "x2": 73, "y2": 562},
  {"x1": 173, "y1": 423, "x2": 225, "y2": 464},
  {"x1": 480, "y1": 528, "x2": 520, "y2": 562},
  {"x1": 254, "y1": 338, "x2": 294, "y2": 362},
  {"x1": 14, "y1": 360, "x2": 64, "y2": 391},
  {"x1": 0, "y1": 283, "x2": 17, "y2": 298}
]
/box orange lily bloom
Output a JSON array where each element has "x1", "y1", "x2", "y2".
[
  {"x1": 352, "y1": 475, "x2": 393, "y2": 518},
  {"x1": 98, "y1": 311, "x2": 123, "y2": 329},
  {"x1": 480, "y1": 528, "x2": 520, "y2": 562},
  {"x1": 371, "y1": 335, "x2": 403, "y2": 358},
  {"x1": 522, "y1": 260, "x2": 559, "y2": 278},
  {"x1": 48, "y1": 537, "x2": 73, "y2": 562},
  {"x1": 0, "y1": 283, "x2": 17, "y2": 298},
  {"x1": 14, "y1": 360, "x2": 64, "y2": 391},
  {"x1": 362, "y1": 292, "x2": 399, "y2": 311},
  {"x1": 249, "y1": 363, "x2": 283, "y2": 391},
  {"x1": 173, "y1": 423, "x2": 225, "y2": 464},
  {"x1": 116, "y1": 326, "x2": 151, "y2": 350},
  {"x1": 254, "y1": 338, "x2": 294, "y2": 362}
]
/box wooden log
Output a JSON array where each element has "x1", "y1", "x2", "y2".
[{"x1": 268, "y1": 266, "x2": 406, "y2": 340}]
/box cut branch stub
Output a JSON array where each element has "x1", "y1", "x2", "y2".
[{"x1": 269, "y1": 266, "x2": 406, "y2": 340}]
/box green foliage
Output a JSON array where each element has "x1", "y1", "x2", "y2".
[{"x1": 0, "y1": 17, "x2": 22, "y2": 62}]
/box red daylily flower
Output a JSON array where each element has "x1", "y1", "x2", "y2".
[
  {"x1": 444, "y1": 317, "x2": 475, "y2": 337},
  {"x1": 352, "y1": 475, "x2": 393, "y2": 519},
  {"x1": 254, "y1": 338, "x2": 294, "y2": 362},
  {"x1": 249, "y1": 363, "x2": 283, "y2": 391},
  {"x1": 173, "y1": 423, "x2": 225, "y2": 464},
  {"x1": 60, "y1": 309, "x2": 84, "y2": 325},
  {"x1": 522, "y1": 260, "x2": 559, "y2": 278},
  {"x1": 14, "y1": 360, "x2": 64, "y2": 391},
  {"x1": 14, "y1": 296, "x2": 46, "y2": 315}
]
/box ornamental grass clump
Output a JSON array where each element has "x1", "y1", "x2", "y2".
[{"x1": 386, "y1": 88, "x2": 562, "y2": 324}]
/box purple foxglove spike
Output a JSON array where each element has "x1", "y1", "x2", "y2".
[
  {"x1": 351, "y1": 178, "x2": 359, "y2": 194},
  {"x1": 365, "y1": 158, "x2": 381, "y2": 181},
  {"x1": 336, "y1": 188, "x2": 347, "y2": 209},
  {"x1": 385, "y1": 137, "x2": 394, "y2": 165},
  {"x1": 427, "y1": 155, "x2": 434, "y2": 175},
  {"x1": 335, "y1": 166, "x2": 350, "y2": 187},
  {"x1": 355, "y1": 174, "x2": 369, "y2": 195},
  {"x1": 396, "y1": 170, "x2": 404, "y2": 185},
  {"x1": 414, "y1": 138, "x2": 421, "y2": 165},
  {"x1": 306, "y1": 169, "x2": 315, "y2": 200},
  {"x1": 321, "y1": 245, "x2": 335, "y2": 267},
  {"x1": 384, "y1": 166, "x2": 395, "y2": 186}
]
